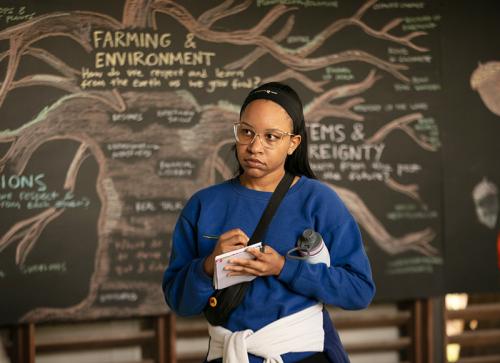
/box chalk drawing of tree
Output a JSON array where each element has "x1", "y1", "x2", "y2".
[{"x1": 0, "y1": 0, "x2": 438, "y2": 321}]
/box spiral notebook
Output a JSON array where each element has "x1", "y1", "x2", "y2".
[{"x1": 213, "y1": 242, "x2": 262, "y2": 290}]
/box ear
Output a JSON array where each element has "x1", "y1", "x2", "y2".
[{"x1": 287, "y1": 135, "x2": 302, "y2": 155}]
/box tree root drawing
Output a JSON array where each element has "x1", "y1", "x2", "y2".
[
  {"x1": 1, "y1": 91, "x2": 236, "y2": 322},
  {"x1": 329, "y1": 182, "x2": 438, "y2": 256},
  {"x1": 385, "y1": 177, "x2": 423, "y2": 205},
  {"x1": 0, "y1": 208, "x2": 65, "y2": 266}
]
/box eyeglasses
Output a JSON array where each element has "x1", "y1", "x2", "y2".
[{"x1": 233, "y1": 122, "x2": 295, "y2": 149}]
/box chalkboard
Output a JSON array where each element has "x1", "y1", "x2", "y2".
[{"x1": 0, "y1": 0, "x2": 496, "y2": 326}]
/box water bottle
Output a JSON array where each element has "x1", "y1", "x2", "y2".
[{"x1": 287, "y1": 229, "x2": 330, "y2": 266}]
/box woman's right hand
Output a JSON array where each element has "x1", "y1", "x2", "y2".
[{"x1": 203, "y1": 228, "x2": 249, "y2": 276}]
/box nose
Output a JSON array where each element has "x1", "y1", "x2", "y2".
[{"x1": 247, "y1": 133, "x2": 265, "y2": 153}]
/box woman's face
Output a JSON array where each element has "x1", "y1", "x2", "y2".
[{"x1": 236, "y1": 99, "x2": 301, "y2": 180}]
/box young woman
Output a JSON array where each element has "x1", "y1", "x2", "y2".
[{"x1": 163, "y1": 82, "x2": 375, "y2": 363}]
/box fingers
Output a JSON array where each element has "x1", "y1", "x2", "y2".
[
  {"x1": 220, "y1": 228, "x2": 249, "y2": 240},
  {"x1": 227, "y1": 267, "x2": 263, "y2": 277},
  {"x1": 206, "y1": 229, "x2": 250, "y2": 276},
  {"x1": 226, "y1": 261, "x2": 265, "y2": 277},
  {"x1": 225, "y1": 254, "x2": 265, "y2": 276},
  {"x1": 229, "y1": 253, "x2": 264, "y2": 267},
  {"x1": 246, "y1": 246, "x2": 273, "y2": 259},
  {"x1": 216, "y1": 228, "x2": 250, "y2": 254},
  {"x1": 225, "y1": 246, "x2": 284, "y2": 277}
]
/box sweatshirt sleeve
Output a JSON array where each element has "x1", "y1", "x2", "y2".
[
  {"x1": 162, "y1": 198, "x2": 215, "y2": 316},
  {"x1": 278, "y1": 213, "x2": 375, "y2": 310}
]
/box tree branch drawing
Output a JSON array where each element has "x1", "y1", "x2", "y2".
[
  {"x1": 362, "y1": 112, "x2": 440, "y2": 204},
  {"x1": 260, "y1": 70, "x2": 328, "y2": 93},
  {"x1": 364, "y1": 112, "x2": 439, "y2": 152},
  {"x1": 0, "y1": 143, "x2": 89, "y2": 266},
  {"x1": 0, "y1": 0, "x2": 441, "y2": 323},
  {"x1": 150, "y1": 0, "x2": 427, "y2": 82},
  {"x1": 0, "y1": 11, "x2": 122, "y2": 109},
  {"x1": 305, "y1": 70, "x2": 380, "y2": 122}
]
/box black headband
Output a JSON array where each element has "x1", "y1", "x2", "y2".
[{"x1": 239, "y1": 84, "x2": 303, "y2": 130}]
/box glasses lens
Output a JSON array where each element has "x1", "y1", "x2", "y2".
[
  {"x1": 263, "y1": 131, "x2": 283, "y2": 147},
  {"x1": 233, "y1": 124, "x2": 286, "y2": 149},
  {"x1": 234, "y1": 124, "x2": 255, "y2": 144}
]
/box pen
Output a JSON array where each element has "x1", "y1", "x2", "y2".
[{"x1": 203, "y1": 234, "x2": 265, "y2": 252}]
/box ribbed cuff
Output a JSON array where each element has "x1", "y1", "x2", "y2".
[
  {"x1": 193, "y1": 257, "x2": 215, "y2": 291},
  {"x1": 277, "y1": 257, "x2": 302, "y2": 285}
]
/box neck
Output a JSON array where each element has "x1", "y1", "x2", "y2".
[{"x1": 239, "y1": 169, "x2": 286, "y2": 192}]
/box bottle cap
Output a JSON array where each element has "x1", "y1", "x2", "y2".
[{"x1": 299, "y1": 229, "x2": 321, "y2": 251}]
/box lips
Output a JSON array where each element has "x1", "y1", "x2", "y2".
[{"x1": 244, "y1": 158, "x2": 265, "y2": 168}]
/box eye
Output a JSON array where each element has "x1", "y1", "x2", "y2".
[
  {"x1": 264, "y1": 132, "x2": 281, "y2": 142},
  {"x1": 240, "y1": 127, "x2": 255, "y2": 137}
]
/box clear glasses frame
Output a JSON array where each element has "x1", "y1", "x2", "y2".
[{"x1": 233, "y1": 122, "x2": 295, "y2": 149}]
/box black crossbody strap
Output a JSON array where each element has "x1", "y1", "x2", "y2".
[
  {"x1": 248, "y1": 172, "x2": 294, "y2": 245},
  {"x1": 203, "y1": 171, "x2": 295, "y2": 326}
]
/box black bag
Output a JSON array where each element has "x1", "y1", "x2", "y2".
[{"x1": 203, "y1": 172, "x2": 294, "y2": 326}]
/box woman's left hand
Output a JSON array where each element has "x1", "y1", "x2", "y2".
[{"x1": 225, "y1": 245, "x2": 285, "y2": 277}]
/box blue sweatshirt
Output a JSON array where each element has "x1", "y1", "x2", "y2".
[{"x1": 163, "y1": 176, "x2": 375, "y2": 362}]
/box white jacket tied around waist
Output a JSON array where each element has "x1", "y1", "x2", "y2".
[{"x1": 207, "y1": 303, "x2": 324, "y2": 363}]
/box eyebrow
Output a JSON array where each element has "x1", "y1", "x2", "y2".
[{"x1": 240, "y1": 121, "x2": 289, "y2": 132}]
